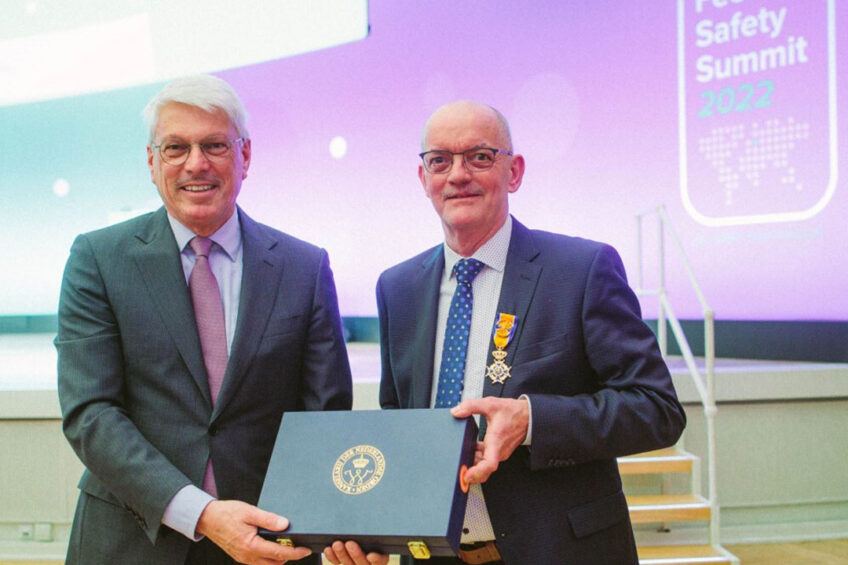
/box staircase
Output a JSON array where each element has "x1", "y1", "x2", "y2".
[
  {"x1": 630, "y1": 206, "x2": 739, "y2": 564},
  {"x1": 619, "y1": 448, "x2": 738, "y2": 564}
]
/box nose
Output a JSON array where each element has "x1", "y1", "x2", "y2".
[
  {"x1": 446, "y1": 154, "x2": 472, "y2": 183},
  {"x1": 182, "y1": 143, "x2": 212, "y2": 172}
]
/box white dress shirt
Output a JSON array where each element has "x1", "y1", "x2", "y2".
[{"x1": 431, "y1": 216, "x2": 516, "y2": 543}]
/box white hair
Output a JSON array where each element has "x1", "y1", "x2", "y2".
[{"x1": 143, "y1": 74, "x2": 250, "y2": 143}]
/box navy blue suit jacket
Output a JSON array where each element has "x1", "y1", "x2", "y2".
[
  {"x1": 377, "y1": 218, "x2": 685, "y2": 564},
  {"x1": 57, "y1": 207, "x2": 352, "y2": 565}
]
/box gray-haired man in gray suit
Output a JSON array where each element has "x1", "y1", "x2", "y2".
[{"x1": 57, "y1": 75, "x2": 352, "y2": 565}]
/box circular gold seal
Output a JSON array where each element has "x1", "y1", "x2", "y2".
[{"x1": 332, "y1": 445, "x2": 386, "y2": 495}]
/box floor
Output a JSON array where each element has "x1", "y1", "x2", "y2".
[
  {"x1": 727, "y1": 538, "x2": 848, "y2": 564},
  {"x1": 4, "y1": 538, "x2": 848, "y2": 565}
]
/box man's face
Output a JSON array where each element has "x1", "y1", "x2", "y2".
[
  {"x1": 147, "y1": 102, "x2": 251, "y2": 236},
  {"x1": 419, "y1": 103, "x2": 523, "y2": 242}
]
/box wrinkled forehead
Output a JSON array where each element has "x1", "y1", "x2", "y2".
[{"x1": 154, "y1": 102, "x2": 237, "y2": 141}]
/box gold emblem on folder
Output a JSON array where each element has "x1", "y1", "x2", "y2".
[{"x1": 332, "y1": 445, "x2": 386, "y2": 495}]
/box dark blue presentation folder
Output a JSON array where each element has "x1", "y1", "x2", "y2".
[{"x1": 257, "y1": 409, "x2": 478, "y2": 558}]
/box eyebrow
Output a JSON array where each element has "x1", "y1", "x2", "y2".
[
  {"x1": 426, "y1": 145, "x2": 496, "y2": 152},
  {"x1": 158, "y1": 134, "x2": 230, "y2": 142}
]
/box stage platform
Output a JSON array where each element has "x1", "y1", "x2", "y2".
[
  {"x1": 3, "y1": 333, "x2": 847, "y2": 416},
  {"x1": 2, "y1": 333, "x2": 847, "y2": 550}
]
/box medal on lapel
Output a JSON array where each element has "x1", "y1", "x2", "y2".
[{"x1": 486, "y1": 313, "x2": 517, "y2": 385}]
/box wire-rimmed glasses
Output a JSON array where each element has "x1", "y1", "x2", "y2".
[{"x1": 152, "y1": 137, "x2": 245, "y2": 166}]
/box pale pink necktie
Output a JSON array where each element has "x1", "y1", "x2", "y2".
[{"x1": 189, "y1": 236, "x2": 228, "y2": 497}]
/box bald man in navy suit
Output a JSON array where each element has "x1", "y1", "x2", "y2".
[{"x1": 326, "y1": 101, "x2": 685, "y2": 565}]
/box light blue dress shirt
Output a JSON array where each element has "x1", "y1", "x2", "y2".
[{"x1": 161, "y1": 210, "x2": 243, "y2": 540}]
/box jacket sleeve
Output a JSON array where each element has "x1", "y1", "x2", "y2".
[
  {"x1": 296, "y1": 249, "x2": 353, "y2": 411},
  {"x1": 376, "y1": 275, "x2": 401, "y2": 410},
  {"x1": 56, "y1": 234, "x2": 193, "y2": 543},
  {"x1": 526, "y1": 244, "x2": 686, "y2": 470}
]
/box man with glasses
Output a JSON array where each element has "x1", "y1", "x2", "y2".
[
  {"x1": 326, "y1": 100, "x2": 685, "y2": 565},
  {"x1": 56, "y1": 74, "x2": 352, "y2": 565}
]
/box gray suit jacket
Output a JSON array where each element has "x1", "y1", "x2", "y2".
[
  {"x1": 377, "y1": 218, "x2": 685, "y2": 564},
  {"x1": 56, "y1": 207, "x2": 352, "y2": 564}
]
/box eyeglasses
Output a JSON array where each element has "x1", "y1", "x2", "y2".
[
  {"x1": 152, "y1": 137, "x2": 245, "y2": 166},
  {"x1": 419, "y1": 147, "x2": 513, "y2": 174}
]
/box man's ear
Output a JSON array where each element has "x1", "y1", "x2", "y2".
[
  {"x1": 147, "y1": 146, "x2": 155, "y2": 181},
  {"x1": 419, "y1": 164, "x2": 430, "y2": 198},
  {"x1": 508, "y1": 154, "x2": 525, "y2": 194},
  {"x1": 240, "y1": 138, "x2": 252, "y2": 180}
]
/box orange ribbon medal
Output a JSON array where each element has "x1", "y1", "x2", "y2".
[{"x1": 486, "y1": 313, "x2": 516, "y2": 385}]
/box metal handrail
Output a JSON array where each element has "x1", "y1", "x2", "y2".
[{"x1": 635, "y1": 204, "x2": 720, "y2": 545}]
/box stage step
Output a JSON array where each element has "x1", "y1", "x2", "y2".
[
  {"x1": 638, "y1": 544, "x2": 735, "y2": 564},
  {"x1": 619, "y1": 447, "x2": 695, "y2": 475},
  {"x1": 621, "y1": 444, "x2": 738, "y2": 562},
  {"x1": 627, "y1": 494, "x2": 711, "y2": 524}
]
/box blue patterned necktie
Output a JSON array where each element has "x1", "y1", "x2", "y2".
[{"x1": 434, "y1": 258, "x2": 485, "y2": 408}]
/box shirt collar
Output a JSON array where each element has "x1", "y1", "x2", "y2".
[
  {"x1": 443, "y1": 215, "x2": 513, "y2": 277},
  {"x1": 167, "y1": 209, "x2": 242, "y2": 262}
]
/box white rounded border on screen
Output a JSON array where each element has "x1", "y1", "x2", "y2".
[{"x1": 676, "y1": 0, "x2": 838, "y2": 227}]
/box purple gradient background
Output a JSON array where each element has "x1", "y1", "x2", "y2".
[
  {"x1": 207, "y1": 1, "x2": 846, "y2": 320},
  {"x1": 10, "y1": 2, "x2": 839, "y2": 320}
]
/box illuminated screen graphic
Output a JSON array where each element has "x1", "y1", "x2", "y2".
[
  {"x1": 1, "y1": 2, "x2": 846, "y2": 322},
  {"x1": 0, "y1": 2, "x2": 369, "y2": 106},
  {"x1": 679, "y1": 0, "x2": 837, "y2": 226}
]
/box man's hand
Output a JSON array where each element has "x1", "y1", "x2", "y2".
[
  {"x1": 323, "y1": 540, "x2": 390, "y2": 565},
  {"x1": 196, "y1": 500, "x2": 312, "y2": 565},
  {"x1": 451, "y1": 396, "x2": 530, "y2": 484}
]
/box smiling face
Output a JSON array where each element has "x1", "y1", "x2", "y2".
[
  {"x1": 147, "y1": 102, "x2": 251, "y2": 236},
  {"x1": 419, "y1": 101, "x2": 524, "y2": 255}
]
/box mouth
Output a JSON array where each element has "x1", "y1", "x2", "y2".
[
  {"x1": 180, "y1": 184, "x2": 216, "y2": 193},
  {"x1": 444, "y1": 191, "x2": 481, "y2": 201}
]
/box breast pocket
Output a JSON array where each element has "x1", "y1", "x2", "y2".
[
  {"x1": 261, "y1": 314, "x2": 303, "y2": 339},
  {"x1": 253, "y1": 315, "x2": 307, "y2": 369},
  {"x1": 508, "y1": 332, "x2": 592, "y2": 394},
  {"x1": 513, "y1": 332, "x2": 574, "y2": 364}
]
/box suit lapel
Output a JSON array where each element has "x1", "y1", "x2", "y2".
[
  {"x1": 212, "y1": 209, "x2": 283, "y2": 418},
  {"x1": 132, "y1": 208, "x2": 212, "y2": 406},
  {"x1": 483, "y1": 218, "x2": 542, "y2": 399},
  {"x1": 409, "y1": 247, "x2": 444, "y2": 408}
]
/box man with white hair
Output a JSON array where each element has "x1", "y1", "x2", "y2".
[{"x1": 57, "y1": 74, "x2": 352, "y2": 565}]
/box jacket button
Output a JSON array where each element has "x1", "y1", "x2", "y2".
[{"x1": 209, "y1": 424, "x2": 218, "y2": 436}]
